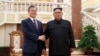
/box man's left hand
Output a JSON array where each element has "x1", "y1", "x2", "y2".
[
  {"x1": 70, "y1": 48, "x2": 75, "y2": 52},
  {"x1": 42, "y1": 49, "x2": 46, "y2": 55}
]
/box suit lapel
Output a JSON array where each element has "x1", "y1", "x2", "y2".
[
  {"x1": 36, "y1": 20, "x2": 42, "y2": 34},
  {"x1": 37, "y1": 20, "x2": 40, "y2": 30},
  {"x1": 27, "y1": 18, "x2": 38, "y2": 34}
]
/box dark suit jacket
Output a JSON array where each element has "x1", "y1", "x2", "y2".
[
  {"x1": 44, "y1": 19, "x2": 75, "y2": 55},
  {"x1": 21, "y1": 18, "x2": 45, "y2": 53}
]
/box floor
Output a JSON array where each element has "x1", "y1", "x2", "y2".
[{"x1": 10, "y1": 54, "x2": 99, "y2": 56}]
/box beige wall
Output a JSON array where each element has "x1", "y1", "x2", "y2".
[
  {"x1": 0, "y1": 24, "x2": 17, "y2": 47},
  {"x1": 0, "y1": 13, "x2": 4, "y2": 23},
  {"x1": 5, "y1": 13, "x2": 52, "y2": 23},
  {"x1": 82, "y1": 0, "x2": 100, "y2": 9},
  {"x1": 15, "y1": 0, "x2": 53, "y2": 2}
]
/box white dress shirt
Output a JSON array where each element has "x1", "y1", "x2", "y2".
[{"x1": 30, "y1": 17, "x2": 38, "y2": 29}]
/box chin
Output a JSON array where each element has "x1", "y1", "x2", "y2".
[{"x1": 31, "y1": 16, "x2": 36, "y2": 18}]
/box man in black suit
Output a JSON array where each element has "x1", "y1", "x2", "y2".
[
  {"x1": 21, "y1": 5, "x2": 46, "y2": 56},
  {"x1": 44, "y1": 8, "x2": 76, "y2": 56}
]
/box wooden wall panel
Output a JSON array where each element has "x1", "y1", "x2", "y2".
[{"x1": 72, "y1": 0, "x2": 82, "y2": 39}]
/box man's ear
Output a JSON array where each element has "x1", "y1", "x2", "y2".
[
  {"x1": 61, "y1": 12, "x2": 63, "y2": 16},
  {"x1": 62, "y1": 12, "x2": 63, "y2": 15}
]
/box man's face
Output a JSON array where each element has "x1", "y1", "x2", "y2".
[
  {"x1": 28, "y1": 7, "x2": 37, "y2": 18},
  {"x1": 53, "y1": 9, "x2": 63, "y2": 20}
]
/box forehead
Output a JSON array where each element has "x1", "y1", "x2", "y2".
[
  {"x1": 54, "y1": 9, "x2": 62, "y2": 12},
  {"x1": 30, "y1": 7, "x2": 37, "y2": 10}
]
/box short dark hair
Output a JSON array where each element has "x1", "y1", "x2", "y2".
[
  {"x1": 28, "y1": 5, "x2": 36, "y2": 12},
  {"x1": 53, "y1": 8, "x2": 62, "y2": 11}
]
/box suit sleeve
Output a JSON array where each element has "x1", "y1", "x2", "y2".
[
  {"x1": 44, "y1": 23, "x2": 50, "y2": 39},
  {"x1": 42, "y1": 41, "x2": 46, "y2": 49},
  {"x1": 21, "y1": 20, "x2": 39, "y2": 42},
  {"x1": 69, "y1": 22, "x2": 76, "y2": 48},
  {"x1": 40, "y1": 23, "x2": 46, "y2": 49}
]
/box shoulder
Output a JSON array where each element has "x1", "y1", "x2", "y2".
[
  {"x1": 47, "y1": 20, "x2": 54, "y2": 25},
  {"x1": 37, "y1": 20, "x2": 42, "y2": 24},
  {"x1": 62, "y1": 19, "x2": 70, "y2": 23},
  {"x1": 62, "y1": 19, "x2": 71, "y2": 25},
  {"x1": 61, "y1": 19, "x2": 72, "y2": 27},
  {"x1": 21, "y1": 18, "x2": 30, "y2": 22}
]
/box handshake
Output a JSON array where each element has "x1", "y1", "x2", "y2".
[{"x1": 38, "y1": 35, "x2": 46, "y2": 41}]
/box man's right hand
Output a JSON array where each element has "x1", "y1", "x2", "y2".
[{"x1": 38, "y1": 35, "x2": 45, "y2": 41}]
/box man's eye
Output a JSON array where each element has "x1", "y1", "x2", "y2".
[{"x1": 55, "y1": 12, "x2": 61, "y2": 14}]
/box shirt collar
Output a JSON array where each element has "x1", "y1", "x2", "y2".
[
  {"x1": 29, "y1": 17, "x2": 36, "y2": 21},
  {"x1": 54, "y1": 19, "x2": 63, "y2": 24}
]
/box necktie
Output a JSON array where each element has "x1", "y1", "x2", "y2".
[{"x1": 33, "y1": 20, "x2": 38, "y2": 30}]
